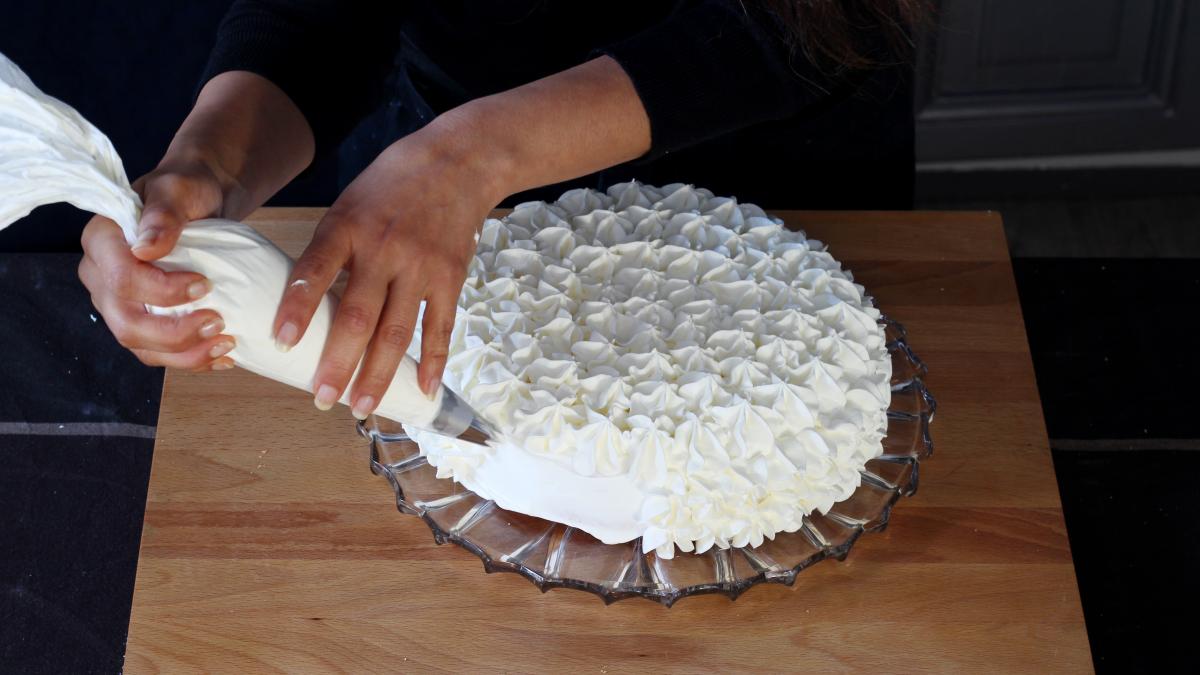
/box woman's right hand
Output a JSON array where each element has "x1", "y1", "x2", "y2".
[{"x1": 78, "y1": 159, "x2": 237, "y2": 371}]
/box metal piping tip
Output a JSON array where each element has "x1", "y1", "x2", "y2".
[
  {"x1": 421, "y1": 384, "x2": 500, "y2": 448},
  {"x1": 461, "y1": 415, "x2": 502, "y2": 447}
]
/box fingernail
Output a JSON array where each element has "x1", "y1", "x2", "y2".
[
  {"x1": 187, "y1": 279, "x2": 212, "y2": 300},
  {"x1": 133, "y1": 228, "x2": 160, "y2": 250},
  {"x1": 351, "y1": 396, "x2": 376, "y2": 420},
  {"x1": 314, "y1": 384, "x2": 339, "y2": 411},
  {"x1": 211, "y1": 360, "x2": 234, "y2": 371},
  {"x1": 425, "y1": 376, "x2": 441, "y2": 401},
  {"x1": 199, "y1": 318, "x2": 224, "y2": 339},
  {"x1": 275, "y1": 321, "x2": 299, "y2": 352},
  {"x1": 209, "y1": 340, "x2": 235, "y2": 359}
]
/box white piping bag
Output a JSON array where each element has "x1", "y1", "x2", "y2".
[{"x1": 0, "y1": 51, "x2": 489, "y2": 440}]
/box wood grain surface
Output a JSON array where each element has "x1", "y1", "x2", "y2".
[{"x1": 124, "y1": 208, "x2": 1091, "y2": 673}]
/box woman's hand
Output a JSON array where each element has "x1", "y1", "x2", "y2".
[
  {"x1": 79, "y1": 70, "x2": 314, "y2": 371},
  {"x1": 272, "y1": 127, "x2": 505, "y2": 419},
  {"x1": 78, "y1": 156, "x2": 237, "y2": 370},
  {"x1": 273, "y1": 56, "x2": 649, "y2": 420}
]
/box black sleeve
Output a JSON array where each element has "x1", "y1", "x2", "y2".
[
  {"x1": 194, "y1": 0, "x2": 405, "y2": 177},
  {"x1": 594, "y1": 0, "x2": 862, "y2": 162}
]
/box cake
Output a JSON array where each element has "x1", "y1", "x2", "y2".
[{"x1": 406, "y1": 183, "x2": 892, "y2": 559}]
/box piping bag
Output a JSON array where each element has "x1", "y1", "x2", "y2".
[{"x1": 0, "y1": 51, "x2": 496, "y2": 444}]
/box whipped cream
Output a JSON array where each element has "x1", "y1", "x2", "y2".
[
  {"x1": 409, "y1": 183, "x2": 892, "y2": 558},
  {"x1": 0, "y1": 52, "x2": 441, "y2": 428}
]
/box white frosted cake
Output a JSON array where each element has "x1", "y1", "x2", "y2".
[{"x1": 407, "y1": 183, "x2": 892, "y2": 559}]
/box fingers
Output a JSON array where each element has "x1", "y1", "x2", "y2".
[
  {"x1": 417, "y1": 279, "x2": 460, "y2": 398},
  {"x1": 130, "y1": 169, "x2": 225, "y2": 261},
  {"x1": 78, "y1": 165, "x2": 230, "y2": 372},
  {"x1": 130, "y1": 203, "x2": 185, "y2": 261},
  {"x1": 273, "y1": 225, "x2": 351, "y2": 352},
  {"x1": 130, "y1": 173, "x2": 197, "y2": 261},
  {"x1": 130, "y1": 336, "x2": 237, "y2": 371},
  {"x1": 80, "y1": 225, "x2": 211, "y2": 307},
  {"x1": 311, "y1": 267, "x2": 390, "y2": 412},
  {"x1": 347, "y1": 276, "x2": 424, "y2": 419},
  {"x1": 79, "y1": 213, "x2": 229, "y2": 371},
  {"x1": 87, "y1": 289, "x2": 227, "y2": 356}
]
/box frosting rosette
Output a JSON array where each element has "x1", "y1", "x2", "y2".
[{"x1": 406, "y1": 182, "x2": 892, "y2": 558}]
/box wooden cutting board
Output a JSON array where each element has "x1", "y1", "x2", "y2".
[{"x1": 124, "y1": 208, "x2": 1091, "y2": 672}]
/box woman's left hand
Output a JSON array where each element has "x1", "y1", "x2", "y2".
[
  {"x1": 273, "y1": 56, "x2": 650, "y2": 421},
  {"x1": 271, "y1": 124, "x2": 507, "y2": 420}
]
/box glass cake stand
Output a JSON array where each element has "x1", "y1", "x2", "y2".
[{"x1": 358, "y1": 315, "x2": 935, "y2": 606}]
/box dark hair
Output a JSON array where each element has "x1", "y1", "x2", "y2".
[{"x1": 759, "y1": 0, "x2": 932, "y2": 73}]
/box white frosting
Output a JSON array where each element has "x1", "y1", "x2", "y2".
[
  {"x1": 0, "y1": 52, "x2": 440, "y2": 428},
  {"x1": 409, "y1": 183, "x2": 892, "y2": 558}
]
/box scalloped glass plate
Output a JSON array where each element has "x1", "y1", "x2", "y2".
[{"x1": 358, "y1": 315, "x2": 934, "y2": 606}]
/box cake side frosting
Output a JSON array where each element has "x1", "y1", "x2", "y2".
[{"x1": 406, "y1": 183, "x2": 892, "y2": 558}]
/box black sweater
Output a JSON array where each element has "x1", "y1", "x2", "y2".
[{"x1": 196, "y1": 1, "x2": 914, "y2": 208}]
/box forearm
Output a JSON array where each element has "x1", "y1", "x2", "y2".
[
  {"x1": 162, "y1": 70, "x2": 315, "y2": 220},
  {"x1": 418, "y1": 56, "x2": 651, "y2": 203}
]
